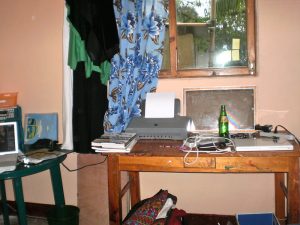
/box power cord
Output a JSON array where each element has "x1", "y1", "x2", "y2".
[
  {"x1": 274, "y1": 125, "x2": 300, "y2": 145},
  {"x1": 180, "y1": 135, "x2": 236, "y2": 166},
  {"x1": 58, "y1": 149, "x2": 108, "y2": 172},
  {"x1": 61, "y1": 155, "x2": 108, "y2": 172}
]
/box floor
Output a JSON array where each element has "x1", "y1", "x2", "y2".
[
  {"x1": 78, "y1": 154, "x2": 110, "y2": 225},
  {"x1": 0, "y1": 215, "x2": 48, "y2": 225}
]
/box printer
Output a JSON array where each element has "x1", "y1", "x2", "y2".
[{"x1": 125, "y1": 94, "x2": 192, "y2": 140}]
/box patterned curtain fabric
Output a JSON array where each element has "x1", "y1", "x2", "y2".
[{"x1": 104, "y1": 0, "x2": 169, "y2": 132}]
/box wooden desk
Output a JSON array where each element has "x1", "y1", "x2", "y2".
[{"x1": 107, "y1": 140, "x2": 300, "y2": 225}]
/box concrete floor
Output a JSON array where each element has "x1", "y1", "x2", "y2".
[{"x1": 0, "y1": 215, "x2": 48, "y2": 225}]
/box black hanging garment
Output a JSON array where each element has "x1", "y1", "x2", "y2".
[
  {"x1": 67, "y1": 0, "x2": 119, "y2": 153},
  {"x1": 72, "y1": 63, "x2": 108, "y2": 153},
  {"x1": 66, "y1": 0, "x2": 119, "y2": 66}
]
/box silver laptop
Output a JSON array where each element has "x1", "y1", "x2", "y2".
[
  {"x1": 0, "y1": 121, "x2": 19, "y2": 172},
  {"x1": 233, "y1": 138, "x2": 293, "y2": 151}
]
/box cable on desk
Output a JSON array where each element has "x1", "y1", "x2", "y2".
[
  {"x1": 274, "y1": 125, "x2": 300, "y2": 145},
  {"x1": 61, "y1": 156, "x2": 107, "y2": 172},
  {"x1": 180, "y1": 135, "x2": 236, "y2": 166}
]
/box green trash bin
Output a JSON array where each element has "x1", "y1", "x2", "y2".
[{"x1": 47, "y1": 205, "x2": 79, "y2": 225}]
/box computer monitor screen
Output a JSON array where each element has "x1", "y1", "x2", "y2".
[{"x1": 0, "y1": 122, "x2": 18, "y2": 154}]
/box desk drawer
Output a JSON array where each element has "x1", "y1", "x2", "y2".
[
  {"x1": 119, "y1": 156, "x2": 184, "y2": 171},
  {"x1": 183, "y1": 157, "x2": 290, "y2": 172},
  {"x1": 119, "y1": 156, "x2": 216, "y2": 171},
  {"x1": 183, "y1": 157, "x2": 216, "y2": 169},
  {"x1": 216, "y1": 157, "x2": 290, "y2": 172}
]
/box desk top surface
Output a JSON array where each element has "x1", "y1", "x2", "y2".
[{"x1": 117, "y1": 139, "x2": 300, "y2": 157}]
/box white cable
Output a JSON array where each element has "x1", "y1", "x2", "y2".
[{"x1": 180, "y1": 134, "x2": 236, "y2": 166}]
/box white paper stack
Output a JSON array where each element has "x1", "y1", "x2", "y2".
[{"x1": 91, "y1": 132, "x2": 137, "y2": 153}]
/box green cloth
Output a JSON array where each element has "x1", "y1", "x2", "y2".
[{"x1": 67, "y1": 16, "x2": 111, "y2": 85}]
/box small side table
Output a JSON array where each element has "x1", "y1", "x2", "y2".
[{"x1": 0, "y1": 154, "x2": 67, "y2": 225}]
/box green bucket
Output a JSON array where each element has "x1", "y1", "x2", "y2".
[{"x1": 47, "y1": 205, "x2": 79, "y2": 225}]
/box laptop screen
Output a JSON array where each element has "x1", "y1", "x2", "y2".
[
  {"x1": 184, "y1": 87, "x2": 255, "y2": 133},
  {"x1": 0, "y1": 122, "x2": 19, "y2": 155}
]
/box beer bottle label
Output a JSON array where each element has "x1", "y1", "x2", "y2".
[{"x1": 220, "y1": 115, "x2": 228, "y2": 123}]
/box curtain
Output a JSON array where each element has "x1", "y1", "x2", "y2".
[
  {"x1": 104, "y1": 0, "x2": 169, "y2": 133},
  {"x1": 62, "y1": 5, "x2": 73, "y2": 150}
]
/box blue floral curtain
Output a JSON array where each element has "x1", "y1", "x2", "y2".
[{"x1": 104, "y1": 0, "x2": 169, "y2": 132}]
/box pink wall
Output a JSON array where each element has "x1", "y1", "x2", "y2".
[
  {"x1": 0, "y1": 0, "x2": 300, "y2": 216},
  {"x1": 0, "y1": 0, "x2": 77, "y2": 205}
]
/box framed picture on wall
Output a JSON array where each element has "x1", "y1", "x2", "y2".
[{"x1": 24, "y1": 113, "x2": 58, "y2": 145}]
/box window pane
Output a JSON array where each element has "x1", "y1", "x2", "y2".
[
  {"x1": 176, "y1": 0, "x2": 247, "y2": 70},
  {"x1": 176, "y1": 0, "x2": 210, "y2": 69}
]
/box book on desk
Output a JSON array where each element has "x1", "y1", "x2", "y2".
[{"x1": 91, "y1": 132, "x2": 137, "y2": 153}]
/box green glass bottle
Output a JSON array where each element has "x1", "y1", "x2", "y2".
[{"x1": 218, "y1": 105, "x2": 229, "y2": 138}]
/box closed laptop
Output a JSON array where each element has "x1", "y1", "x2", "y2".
[{"x1": 233, "y1": 138, "x2": 293, "y2": 151}]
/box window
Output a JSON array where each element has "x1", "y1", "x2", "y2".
[{"x1": 160, "y1": 0, "x2": 256, "y2": 78}]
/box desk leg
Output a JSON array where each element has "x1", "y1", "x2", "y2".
[
  {"x1": 0, "y1": 180, "x2": 10, "y2": 225},
  {"x1": 287, "y1": 158, "x2": 300, "y2": 224},
  {"x1": 50, "y1": 164, "x2": 65, "y2": 206},
  {"x1": 129, "y1": 172, "x2": 140, "y2": 206},
  {"x1": 275, "y1": 173, "x2": 285, "y2": 223},
  {"x1": 12, "y1": 177, "x2": 27, "y2": 225},
  {"x1": 108, "y1": 155, "x2": 122, "y2": 225}
]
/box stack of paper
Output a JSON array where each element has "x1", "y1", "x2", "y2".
[
  {"x1": 23, "y1": 149, "x2": 66, "y2": 164},
  {"x1": 91, "y1": 132, "x2": 137, "y2": 153}
]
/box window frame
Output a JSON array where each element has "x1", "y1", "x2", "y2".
[{"x1": 159, "y1": 0, "x2": 256, "y2": 78}]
